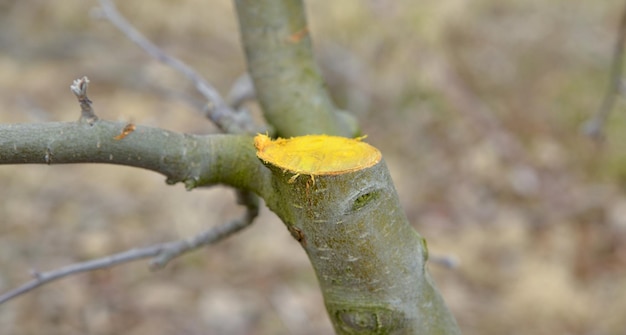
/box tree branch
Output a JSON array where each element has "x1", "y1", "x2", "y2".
[
  {"x1": 93, "y1": 2, "x2": 268, "y2": 286},
  {"x1": 96, "y1": 0, "x2": 255, "y2": 134},
  {"x1": 0, "y1": 243, "x2": 169, "y2": 304},
  {"x1": 0, "y1": 120, "x2": 269, "y2": 193},
  {"x1": 234, "y1": 0, "x2": 357, "y2": 137},
  {"x1": 33, "y1": 75, "x2": 267, "y2": 196},
  {"x1": 2, "y1": 77, "x2": 269, "y2": 191},
  {"x1": 150, "y1": 190, "x2": 259, "y2": 269},
  {"x1": 1, "y1": 70, "x2": 268, "y2": 305},
  {"x1": 583, "y1": 1, "x2": 626, "y2": 140},
  {"x1": 227, "y1": 73, "x2": 256, "y2": 112},
  {"x1": 0, "y1": 191, "x2": 258, "y2": 305}
]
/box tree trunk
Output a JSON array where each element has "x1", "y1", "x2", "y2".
[{"x1": 255, "y1": 134, "x2": 461, "y2": 334}]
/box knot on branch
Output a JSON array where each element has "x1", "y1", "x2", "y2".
[{"x1": 332, "y1": 306, "x2": 404, "y2": 334}]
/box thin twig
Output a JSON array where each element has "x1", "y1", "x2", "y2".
[
  {"x1": 0, "y1": 191, "x2": 259, "y2": 304},
  {"x1": 583, "y1": 2, "x2": 626, "y2": 140},
  {"x1": 95, "y1": 0, "x2": 255, "y2": 134},
  {"x1": 70, "y1": 76, "x2": 98, "y2": 125},
  {"x1": 227, "y1": 73, "x2": 256, "y2": 111},
  {"x1": 0, "y1": 244, "x2": 170, "y2": 304},
  {"x1": 150, "y1": 190, "x2": 259, "y2": 269},
  {"x1": 224, "y1": 73, "x2": 273, "y2": 134}
]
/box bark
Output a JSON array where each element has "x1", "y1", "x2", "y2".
[
  {"x1": 234, "y1": 0, "x2": 356, "y2": 138},
  {"x1": 235, "y1": 1, "x2": 460, "y2": 333},
  {"x1": 256, "y1": 135, "x2": 461, "y2": 334},
  {"x1": 0, "y1": 121, "x2": 461, "y2": 334},
  {"x1": 0, "y1": 120, "x2": 269, "y2": 195},
  {"x1": 266, "y1": 162, "x2": 459, "y2": 334}
]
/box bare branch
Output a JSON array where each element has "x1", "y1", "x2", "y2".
[
  {"x1": 150, "y1": 190, "x2": 259, "y2": 269},
  {"x1": 0, "y1": 192, "x2": 259, "y2": 305},
  {"x1": 225, "y1": 74, "x2": 274, "y2": 135},
  {"x1": 95, "y1": 0, "x2": 255, "y2": 134},
  {"x1": 0, "y1": 243, "x2": 171, "y2": 304},
  {"x1": 227, "y1": 73, "x2": 256, "y2": 111},
  {"x1": 2, "y1": 78, "x2": 270, "y2": 192},
  {"x1": 582, "y1": 2, "x2": 626, "y2": 140},
  {"x1": 0, "y1": 119, "x2": 270, "y2": 195},
  {"x1": 70, "y1": 76, "x2": 98, "y2": 125},
  {"x1": 92, "y1": 2, "x2": 266, "y2": 269}
]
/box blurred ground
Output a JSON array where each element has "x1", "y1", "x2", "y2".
[{"x1": 1, "y1": 0, "x2": 626, "y2": 334}]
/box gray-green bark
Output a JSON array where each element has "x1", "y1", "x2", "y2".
[
  {"x1": 0, "y1": 119, "x2": 460, "y2": 334},
  {"x1": 0, "y1": 121, "x2": 269, "y2": 195},
  {"x1": 260, "y1": 157, "x2": 460, "y2": 334},
  {"x1": 234, "y1": 0, "x2": 356, "y2": 138},
  {"x1": 234, "y1": 1, "x2": 460, "y2": 332}
]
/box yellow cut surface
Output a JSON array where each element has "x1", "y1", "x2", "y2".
[{"x1": 254, "y1": 134, "x2": 382, "y2": 175}]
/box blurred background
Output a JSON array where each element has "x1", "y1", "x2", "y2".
[{"x1": 1, "y1": 0, "x2": 625, "y2": 334}]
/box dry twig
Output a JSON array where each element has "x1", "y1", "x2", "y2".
[
  {"x1": 227, "y1": 73, "x2": 256, "y2": 111},
  {"x1": 150, "y1": 190, "x2": 259, "y2": 269},
  {"x1": 0, "y1": 191, "x2": 258, "y2": 304},
  {"x1": 0, "y1": 243, "x2": 172, "y2": 304},
  {"x1": 70, "y1": 76, "x2": 98, "y2": 125},
  {"x1": 95, "y1": 0, "x2": 255, "y2": 134}
]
